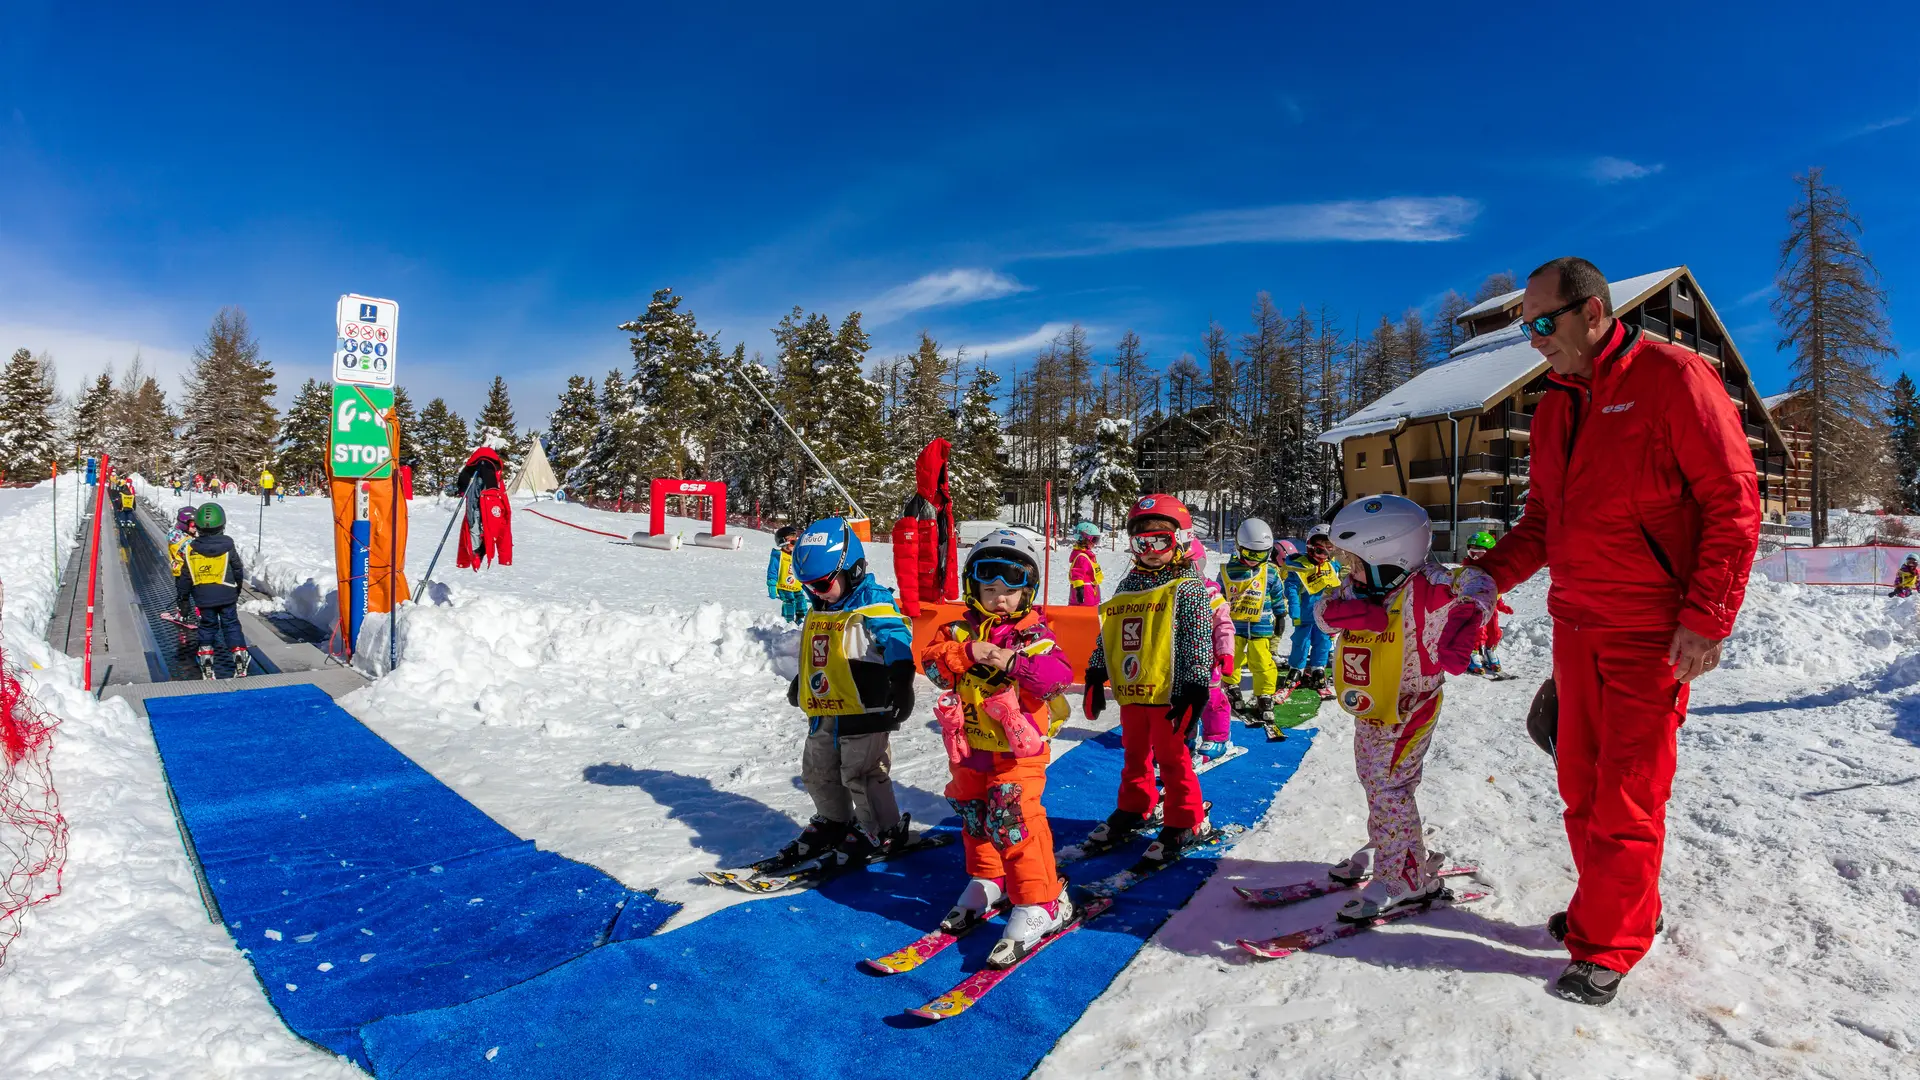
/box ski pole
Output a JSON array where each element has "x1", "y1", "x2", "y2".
[{"x1": 413, "y1": 476, "x2": 479, "y2": 604}]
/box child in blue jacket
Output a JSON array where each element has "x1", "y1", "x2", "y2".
[
  {"x1": 766, "y1": 525, "x2": 809, "y2": 624},
  {"x1": 1283, "y1": 525, "x2": 1345, "y2": 695}
]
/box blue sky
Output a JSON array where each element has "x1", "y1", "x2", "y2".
[{"x1": 3, "y1": 2, "x2": 1916, "y2": 421}]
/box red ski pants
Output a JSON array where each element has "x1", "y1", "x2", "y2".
[
  {"x1": 1552, "y1": 625, "x2": 1686, "y2": 973},
  {"x1": 1114, "y1": 703, "x2": 1206, "y2": 830}
]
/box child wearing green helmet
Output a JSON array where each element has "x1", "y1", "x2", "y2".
[
  {"x1": 178, "y1": 502, "x2": 251, "y2": 679},
  {"x1": 1462, "y1": 531, "x2": 1512, "y2": 676}
]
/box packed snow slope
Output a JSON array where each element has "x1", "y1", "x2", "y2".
[{"x1": 4, "y1": 487, "x2": 1918, "y2": 1077}]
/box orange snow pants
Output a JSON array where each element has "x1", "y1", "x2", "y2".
[
  {"x1": 1115, "y1": 703, "x2": 1206, "y2": 830},
  {"x1": 1552, "y1": 625, "x2": 1686, "y2": 973},
  {"x1": 944, "y1": 751, "x2": 1059, "y2": 905}
]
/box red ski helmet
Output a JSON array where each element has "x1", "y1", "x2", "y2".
[{"x1": 1127, "y1": 494, "x2": 1193, "y2": 542}]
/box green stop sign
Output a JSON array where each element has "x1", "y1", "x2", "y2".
[{"x1": 330, "y1": 385, "x2": 396, "y2": 479}]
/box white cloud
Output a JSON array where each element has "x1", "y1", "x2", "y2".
[
  {"x1": 1054, "y1": 196, "x2": 1480, "y2": 256},
  {"x1": 1588, "y1": 156, "x2": 1665, "y2": 183},
  {"x1": 942, "y1": 322, "x2": 1079, "y2": 361},
  {"x1": 864, "y1": 268, "x2": 1029, "y2": 324},
  {"x1": 0, "y1": 322, "x2": 196, "y2": 398},
  {"x1": 1843, "y1": 115, "x2": 1912, "y2": 140}
]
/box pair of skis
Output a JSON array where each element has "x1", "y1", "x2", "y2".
[
  {"x1": 1241, "y1": 687, "x2": 1322, "y2": 742},
  {"x1": 701, "y1": 831, "x2": 955, "y2": 894},
  {"x1": 1231, "y1": 864, "x2": 1485, "y2": 959},
  {"x1": 867, "y1": 822, "x2": 1245, "y2": 1020}
]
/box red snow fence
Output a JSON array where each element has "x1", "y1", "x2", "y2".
[
  {"x1": 1753, "y1": 544, "x2": 1920, "y2": 587},
  {"x1": 0, "y1": 644, "x2": 67, "y2": 966}
]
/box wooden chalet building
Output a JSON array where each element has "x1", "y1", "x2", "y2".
[
  {"x1": 1761, "y1": 390, "x2": 1813, "y2": 514},
  {"x1": 1318, "y1": 266, "x2": 1792, "y2": 557}
]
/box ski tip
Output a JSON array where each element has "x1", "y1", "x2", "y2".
[{"x1": 1235, "y1": 938, "x2": 1296, "y2": 960}]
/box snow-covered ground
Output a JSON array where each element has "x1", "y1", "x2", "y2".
[{"x1": 2, "y1": 487, "x2": 1917, "y2": 1077}]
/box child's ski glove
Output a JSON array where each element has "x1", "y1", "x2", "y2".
[
  {"x1": 1164, "y1": 682, "x2": 1210, "y2": 736},
  {"x1": 1437, "y1": 603, "x2": 1483, "y2": 675},
  {"x1": 1083, "y1": 666, "x2": 1107, "y2": 721},
  {"x1": 787, "y1": 675, "x2": 800, "y2": 707},
  {"x1": 885, "y1": 660, "x2": 917, "y2": 724}
]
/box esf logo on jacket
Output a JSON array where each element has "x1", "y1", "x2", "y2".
[
  {"x1": 1122, "y1": 654, "x2": 1141, "y2": 681},
  {"x1": 809, "y1": 670, "x2": 829, "y2": 694}
]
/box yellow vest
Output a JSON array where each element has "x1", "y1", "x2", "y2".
[
  {"x1": 168, "y1": 536, "x2": 191, "y2": 577},
  {"x1": 1293, "y1": 558, "x2": 1342, "y2": 595},
  {"x1": 260, "y1": 470, "x2": 276, "y2": 490},
  {"x1": 1334, "y1": 588, "x2": 1411, "y2": 724},
  {"x1": 1099, "y1": 578, "x2": 1182, "y2": 706},
  {"x1": 775, "y1": 550, "x2": 800, "y2": 592},
  {"x1": 942, "y1": 620, "x2": 1070, "y2": 752},
  {"x1": 1223, "y1": 563, "x2": 1272, "y2": 621},
  {"x1": 187, "y1": 549, "x2": 231, "y2": 588},
  {"x1": 798, "y1": 601, "x2": 902, "y2": 717}
]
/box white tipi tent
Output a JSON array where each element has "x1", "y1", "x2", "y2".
[{"x1": 505, "y1": 439, "x2": 560, "y2": 497}]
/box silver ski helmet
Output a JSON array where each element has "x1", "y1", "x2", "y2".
[
  {"x1": 1330, "y1": 495, "x2": 1430, "y2": 595},
  {"x1": 964, "y1": 528, "x2": 1041, "y2": 616},
  {"x1": 1235, "y1": 517, "x2": 1275, "y2": 555}
]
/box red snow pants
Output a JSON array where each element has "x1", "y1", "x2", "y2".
[
  {"x1": 1552, "y1": 625, "x2": 1685, "y2": 973},
  {"x1": 1114, "y1": 703, "x2": 1206, "y2": 830}
]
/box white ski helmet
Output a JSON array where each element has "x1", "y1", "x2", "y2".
[
  {"x1": 1308, "y1": 523, "x2": 1332, "y2": 541},
  {"x1": 964, "y1": 528, "x2": 1042, "y2": 614},
  {"x1": 1235, "y1": 517, "x2": 1275, "y2": 554},
  {"x1": 1330, "y1": 495, "x2": 1431, "y2": 593}
]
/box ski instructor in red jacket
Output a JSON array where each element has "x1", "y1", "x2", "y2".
[{"x1": 1475, "y1": 257, "x2": 1760, "y2": 1007}]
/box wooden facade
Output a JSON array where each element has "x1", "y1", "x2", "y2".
[{"x1": 1323, "y1": 267, "x2": 1791, "y2": 556}]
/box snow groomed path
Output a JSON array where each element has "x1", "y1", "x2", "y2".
[
  {"x1": 144, "y1": 684, "x2": 682, "y2": 1070},
  {"x1": 355, "y1": 724, "x2": 1316, "y2": 1080}
]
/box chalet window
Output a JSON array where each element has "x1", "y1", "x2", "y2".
[
  {"x1": 1356, "y1": 451, "x2": 1367, "y2": 468},
  {"x1": 1383, "y1": 448, "x2": 1396, "y2": 466}
]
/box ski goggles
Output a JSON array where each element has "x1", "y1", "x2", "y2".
[
  {"x1": 968, "y1": 557, "x2": 1034, "y2": 590},
  {"x1": 1520, "y1": 297, "x2": 1589, "y2": 339},
  {"x1": 800, "y1": 572, "x2": 841, "y2": 595},
  {"x1": 1128, "y1": 530, "x2": 1179, "y2": 555}
]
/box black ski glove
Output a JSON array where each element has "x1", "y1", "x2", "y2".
[
  {"x1": 1526, "y1": 677, "x2": 1558, "y2": 758},
  {"x1": 1165, "y1": 682, "x2": 1210, "y2": 737},
  {"x1": 787, "y1": 675, "x2": 800, "y2": 708},
  {"x1": 1083, "y1": 666, "x2": 1108, "y2": 721},
  {"x1": 885, "y1": 660, "x2": 917, "y2": 724}
]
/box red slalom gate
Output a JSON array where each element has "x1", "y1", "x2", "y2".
[{"x1": 82, "y1": 456, "x2": 108, "y2": 693}]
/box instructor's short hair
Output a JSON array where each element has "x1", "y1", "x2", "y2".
[{"x1": 1528, "y1": 257, "x2": 1613, "y2": 316}]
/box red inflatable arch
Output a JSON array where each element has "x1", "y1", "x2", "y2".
[{"x1": 639, "y1": 479, "x2": 741, "y2": 550}]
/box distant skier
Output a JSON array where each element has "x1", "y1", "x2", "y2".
[
  {"x1": 919, "y1": 529, "x2": 1075, "y2": 967},
  {"x1": 1891, "y1": 555, "x2": 1918, "y2": 598},
  {"x1": 1218, "y1": 517, "x2": 1288, "y2": 718},
  {"x1": 765, "y1": 525, "x2": 809, "y2": 624},
  {"x1": 167, "y1": 506, "x2": 199, "y2": 645},
  {"x1": 1082, "y1": 495, "x2": 1216, "y2": 863},
  {"x1": 177, "y1": 503, "x2": 250, "y2": 679},
  {"x1": 781, "y1": 517, "x2": 916, "y2": 866},
  {"x1": 1067, "y1": 522, "x2": 1104, "y2": 606},
  {"x1": 111, "y1": 475, "x2": 136, "y2": 528},
  {"x1": 1283, "y1": 524, "x2": 1344, "y2": 697},
  {"x1": 1463, "y1": 531, "x2": 1514, "y2": 676},
  {"x1": 1316, "y1": 495, "x2": 1492, "y2": 922},
  {"x1": 1188, "y1": 538, "x2": 1239, "y2": 764}
]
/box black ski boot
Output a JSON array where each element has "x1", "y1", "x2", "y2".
[
  {"x1": 1251, "y1": 693, "x2": 1275, "y2": 717},
  {"x1": 1085, "y1": 808, "x2": 1147, "y2": 848},
  {"x1": 1553, "y1": 960, "x2": 1624, "y2": 1006},
  {"x1": 1140, "y1": 817, "x2": 1215, "y2": 864},
  {"x1": 758, "y1": 817, "x2": 847, "y2": 873}
]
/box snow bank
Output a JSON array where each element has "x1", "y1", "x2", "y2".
[{"x1": 0, "y1": 480, "x2": 358, "y2": 1078}]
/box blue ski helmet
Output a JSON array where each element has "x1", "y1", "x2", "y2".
[{"x1": 791, "y1": 517, "x2": 866, "y2": 584}]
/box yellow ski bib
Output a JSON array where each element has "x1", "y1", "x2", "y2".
[
  {"x1": 1222, "y1": 564, "x2": 1270, "y2": 622},
  {"x1": 168, "y1": 536, "x2": 191, "y2": 577},
  {"x1": 187, "y1": 549, "x2": 230, "y2": 588},
  {"x1": 1334, "y1": 588, "x2": 1408, "y2": 724},
  {"x1": 1293, "y1": 559, "x2": 1342, "y2": 595},
  {"x1": 775, "y1": 550, "x2": 800, "y2": 592},
  {"x1": 798, "y1": 603, "x2": 898, "y2": 717},
  {"x1": 944, "y1": 621, "x2": 1068, "y2": 752},
  {"x1": 1099, "y1": 579, "x2": 1181, "y2": 706}
]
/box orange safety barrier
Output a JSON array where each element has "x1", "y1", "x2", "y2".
[{"x1": 909, "y1": 602, "x2": 1100, "y2": 683}]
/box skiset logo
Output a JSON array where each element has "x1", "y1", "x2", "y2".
[
  {"x1": 1120, "y1": 617, "x2": 1143, "y2": 651},
  {"x1": 810, "y1": 635, "x2": 829, "y2": 669},
  {"x1": 1342, "y1": 647, "x2": 1371, "y2": 686}
]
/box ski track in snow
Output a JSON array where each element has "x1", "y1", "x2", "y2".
[{"x1": 2, "y1": 487, "x2": 1917, "y2": 1077}]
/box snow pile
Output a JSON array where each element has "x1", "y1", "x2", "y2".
[{"x1": 0, "y1": 481, "x2": 357, "y2": 1079}]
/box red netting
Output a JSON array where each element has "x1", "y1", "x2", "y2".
[{"x1": 0, "y1": 647, "x2": 67, "y2": 967}]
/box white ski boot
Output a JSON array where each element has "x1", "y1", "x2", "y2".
[
  {"x1": 940, "y1": 876, "x2": 1005, "y2": 934},
  {"x1": 1337, "y1": 852, "x2": 1446, "y2": 922},
  {"x1": 986, "y1": 883, "x2": 1073, "y2": 969},
  {"x1": 1328, "y1": 846, "x2": 1374, "y2": 885},
  {"x1": 230, "y1": 647, "x2": 251, "y2": 678},
  {"x1": 196, "y1": 647, "x2": 216, "y2": 680}
]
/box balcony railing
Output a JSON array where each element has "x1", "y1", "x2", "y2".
[
  {"x1": 1484, "y1": 410, "x2": 1533, "y2": 436},
  {"x1": 1410, "y1": 454, "x2": 1529, "y2": 483},
  {"x1": 1753, "y1": 454, "x2": 1785, "y2": 478},
  {"x1": 1744, "y1": 422, "x2": 1765, "y2": 445},
  {"x1": 1420, "y1": 502, "x2": 1513, "y2": 527},
  {"x1": 1724, "y1": 379, "x2": 1746, "y2": 404},
  {"x1": 1641, "y1": 312, "x2": 1670, "y2": 337},
  {"x1": 1699, "y1": 338, "x2": 1723, "y2": 361}
]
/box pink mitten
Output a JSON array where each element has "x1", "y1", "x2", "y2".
[
  {"x1": 1319, "y1": 594, "x2": 1388, "y2": 633},
  {"x1": 934, "y1": 691, "x2": 971, "y2": 766},
  {"x1": 1437, "y1": 603, "x2": 1483, "y2": 675}
]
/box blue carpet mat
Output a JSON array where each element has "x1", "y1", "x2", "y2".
[
  {"x1": 358, "y1": 724, "x2": 1317, "y2": 1080},
  {"x1": 145, "y1": 685, "x2": 680, "y2": 1069}
]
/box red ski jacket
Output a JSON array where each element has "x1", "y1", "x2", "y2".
[{"x1": 1476, "y1": 321, "x2": 1760, "y2": 641}]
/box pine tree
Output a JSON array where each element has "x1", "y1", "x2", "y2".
[
  {"x1": 1398, "y1": 310, "x2": 1433, "y2": 383},
  {"x1": 717, "y1": 348, "x2": 795, "y2": 524},
  {"x1": 391, "y1": 386, "x2": 423, "y2": 464},
  {"x1": 1109, "y1": 329, "x2": 1156, "y2": 425},
  {"x1": 415, "y1": 397, "x2": 471, "y2": 493},
  {"x1": 1429, "y1": 290, "x2": 1472, "y2": 359},
  {"x1": 474, "y1": 376, "x2": 518, "y2": 451},
  {"x1": 576, "y1": 369, "x2": 643, "y2": 503},
  {"x1": 180, "y1": 307, "x2": 278, "y2": 481},
  {"x1": 545, "y1": 374, "x2": 600, "y2": 480},
  {"x1": 109, "y1": 357, "x2": 175, "y2": 479},
  {"x1": 71, "y1": 371, "x2": 116, "y2": 460},
  {"x1": 950, "y1": 364, "x2": 1004, "y2": 519},
  {"x1": 1888, "y1": 373, "x2": 1920, "y2": 513},
  {"x1": 1352, "y1": 316, "x2": 1402, "y2": 410},
  {"x1": 1473, "y1": 272, "x2": 1518, "y2": 303},
  {"x1": 1774, "y1": 167, "x2": 1897, "y2": 541},
  {"x1": 881, "y1": 332, "x2": 958, "y2": 512},
  {"x1": 276, "y1": 379, "x2": 334, "y2": 483},
  {"x1": 811, "y1": 311, "x2": 886, "y2": 517},
  {"x1": 1073, "y1": 416, "x2": 1140, "y2": 524},
  {"x1": 619, "y1": 287, "x2": 714, "y2": 482},
  {"x1": 1202, "y1": 320, "x2": 1252, "y2": 524},
  {"x1": 0, "y1": 348, "x2": 59, "y2": 479}
]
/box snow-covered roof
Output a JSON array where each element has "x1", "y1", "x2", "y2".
[
  {"x1": 1321, "y1": 325, "x2": 1545, "y2": 444},
  {"x1": 1452, "y1": 267, "x2": 1683, "y2": 331},
  {"x1": 1763, "y1": 390, "x2": 1800, "y2": 411}
]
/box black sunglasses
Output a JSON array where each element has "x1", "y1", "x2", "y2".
[{"x1": 1520, "y1": 297, "x2": 1591, "y2": 339}]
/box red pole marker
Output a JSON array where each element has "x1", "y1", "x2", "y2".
[{"x1": 82, "y1": 455, "x2": 109, "y2": 692}]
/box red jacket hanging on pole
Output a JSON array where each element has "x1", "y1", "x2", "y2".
[
  {"x1": 891, "y1": 438, "x2": 958, "y2": 617},
  {"x1": 455, "y1": 447, "x2": 513, "y2": 569}
]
